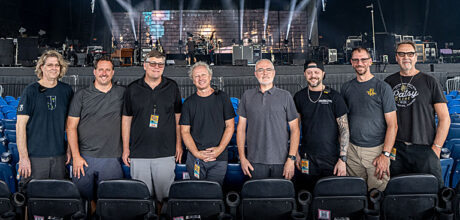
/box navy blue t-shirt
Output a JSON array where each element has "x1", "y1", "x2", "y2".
[{"x1": 17, "y1": 81, "x2": 73, "y2": 157}]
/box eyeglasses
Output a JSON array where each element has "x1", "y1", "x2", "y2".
[
  {"x1": 146, "y1": 61, "x2": 165, "y2": 68},
  {"x1": 396, "y1": 52, "x2": 416, "y2": 57},
  {"x1": 255, "y1": 68, "x2": 274, "y2": 73},
  {"x1": 350, "y1": 58, "x2": 371, "y2": 63}
]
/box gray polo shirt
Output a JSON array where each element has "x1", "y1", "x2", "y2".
[
  {"x1": 238, "y1": 86, "x2": 298, "y2": 164},
  {"x1": 68, "y1": 82, "x2": 125, "y2": 158}
]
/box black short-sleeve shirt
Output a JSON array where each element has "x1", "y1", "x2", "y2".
[
  {"x1": 179, "y1": 90, "x2": 236, "y2": 161},
  {"x1": 17, "y1": 81, "x2": 73, "y2": 157},
  {"x1": 384, "y1": 72, "x2": 447, "y2": 145},
  {"x1": 294, "y1": 87, "x2": 348, "y2": 171},
  {"x1": 123, "y1": 76, "x2": 182, "y2": 158}
]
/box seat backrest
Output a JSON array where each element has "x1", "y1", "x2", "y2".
[
  {"x1": 1, "y1": 120, "x2": 15, "y2": 130},
  {"x1": 223, "y1": 163, "x2": 247, "y2": 192},
  {"x1": 168, "y1": 180, "x2": 225, "y2": 220},
  {"x1": 383, "y1": 174, "x2": 439, "y2": 220},
  {"x1": 97, "y1": 179, "x2": 154, "y2": 220},
  {"x1": 240, "y1": 179, "x2": 296, "y2": 220},
  {"x1": 0, "y1": 163, "x2": 15, "y2": 193},
  {"x1": 0, "y1": 180, "x2": 13, "y2": 215},
  {"x1": 27, "y1": 179, "x2": 84, "y2": 218},
  {"x1": 448, "y1": 127, "x2": 460, "y2": 141},
  {"x1": 174, "y1": 163, "x2": 188, "y2": 181},
  {"x1": 441, "y1": 158, "x2": 454, "y2": 187},
  {"x1": 311, "y1": 176, "x2": 367, "y2": 220}
]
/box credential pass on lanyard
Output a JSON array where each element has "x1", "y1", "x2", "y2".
[{"x1": 149, "y1": 104, "x2": 159, "y2": 128}]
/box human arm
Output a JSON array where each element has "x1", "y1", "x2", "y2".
[
  {"x1": 283, "y1": 118, "x2": 300, "y2": 180},
  {"x1": 175, "y1": 113, "x2": 183, "y2": 163},
  {"x1": 432, "y1": 103, "x2": 451, "y2": 158},
  {"x1": 372, "y1": 111, "x2": 398, "y2": 179},
  {"x1": 237, "y1": 116, "x2": 253, "y2": 177},
  {"x1": 206, "y1": 118, "x2": 235, "y2": 160},
  {"x1": 66, "y1": 116, "x2": 88, "y2": 178},
  {"x1": 121, "y1": 116, "x2": 132, "y2": 166},
  {"x1": 16, "y1": 115, "x2": 31, "y2": 178},
  {"x1": 333, "y1": 114, "x2": 349, "y2": 176}
]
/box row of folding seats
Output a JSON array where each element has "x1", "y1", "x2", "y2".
[
  {"x1": 0, "y1": 96, "x2": 18, "y2": 120},
  {"x1": 0, "y1": 174, "x2": 454, "y2": 220}
]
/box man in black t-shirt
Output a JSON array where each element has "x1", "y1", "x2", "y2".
[
  {"x1": 122, "y1": 50, "x2": 182, "y2": 212},
  {"x1": 180, "y1": 62, "x2": 235, "y2": 185},
  {"x1": 186, "y1": 37, "x2": 196, "y2": 66},
  {"x1": 293, "y1": 60, "x2": 349, "y2": 192},
  {"x1": 385, "y1": 41, "x2": 450, "y2": 187},
  {"x1": 17, "y1": 50, "x2": 73, "y2": 181}
]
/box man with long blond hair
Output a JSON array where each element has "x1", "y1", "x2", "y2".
[{"x1": 16, "y1": 50, "x2": 74, "y2": 181}]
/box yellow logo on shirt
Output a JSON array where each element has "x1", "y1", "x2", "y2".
[{"x1": 367, "y1": 88, "x2": 376, "y2": 96}]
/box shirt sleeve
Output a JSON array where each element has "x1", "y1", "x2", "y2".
[
  {"x1": 333, "y1": 92, "x2": 349, "y2": 118},
  {"x1": 122, "y1": 86, "x2": 133, "y2": 116},
  {"x1": 174, "y1": 84, "x2": 182, "y2": 113},
  {"x1": 293, "y1": 91, "x2": 301, "y2": 113},
  {"x1": 178, "y1": 99, "x2": 190, "y2": 125},
  {"x1": 17, "y1": 85, "x2": 34, "y2": 116},
  {"x1": 67, "y1": 90, "x2": 83, "y2": 117},
  {"x1": 285, "y1": 92, "x2": 299, "y2": 122},
  {"x1": 430, "y1": 76, "x2": 447, "y2": 104},
  {"x1": 381, "y1": 82, "x2": 397, "y2": 113},
  {"x1": 237, "y1": 91, "x2": 248, "y2": 118},
  {"x1": 222, "y1": 92, "x2": 236, "y2": 120}
]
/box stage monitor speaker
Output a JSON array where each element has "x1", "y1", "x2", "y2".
[
  {"x1": 17, "y1": 37, "x2": 38, "y2": 66},
  {"x1": 235, "y1": 59, "x2": 248, "y2": 66},
  {"x1": 232, "y1": 45, "x2": 243, "y2": 65},
  {"x1": 243, "y1": 46, "x2": 254, "y2": 64},
  {"x1": 76, "y1": 53, "x2": 86, "y2": 66},
  {"x1": 328, "y1": 49, "x2": 337, "y2": 63},
  {"x1": 0, "y1": 39, "x2": 14, "y2": 66},
  {"x1": 375, "y1": 33, "x2": 396, "y2": 64},
  {"x1": 174, "y1": 59, "x2": 187, "y2": 66}
]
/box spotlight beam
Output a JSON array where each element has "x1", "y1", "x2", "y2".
[
  {"x1": 115, "y1": 0, "x2": 138, "y2": 41},
  {"x1": 263, "y1": 0, "x2": 270, "y2": 40}
]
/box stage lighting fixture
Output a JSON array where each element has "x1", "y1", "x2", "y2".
[
  {"x1": 261, "y1": 39, "x2": 266, "y2": 45},
  {"x1": 283, "y1": 39, "x2": 289, "y2": 47},
  {"x1": 19, "y1": 27, "x2": 26, "y2": 34}
]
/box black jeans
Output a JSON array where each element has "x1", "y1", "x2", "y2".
[{"x1": 390, "y1": 141, "x2": 443, "y2": 187}]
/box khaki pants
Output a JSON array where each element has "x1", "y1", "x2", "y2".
[{"x1": 347, "y1": 143, "x2": 389, "y2": 191}]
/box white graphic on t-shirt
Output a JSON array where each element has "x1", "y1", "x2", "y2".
[
  {"x1": 47, "y1": 96, "x2": 57, "y2": 110},
  {"x1": 18, "y1": 104, "x2": 24, "y2": 112},
  {"x1": 393, "y1": 83, "x2": 419, "y2": 107}
]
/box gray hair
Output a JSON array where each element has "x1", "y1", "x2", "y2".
[
  {"x1": 188, "y1": 61, "x2": 213, "y2": 79},
  {"x1": 254, "y1": 59, "x2": 274, "y2": 71}
]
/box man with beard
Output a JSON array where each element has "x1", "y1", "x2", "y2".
[
  {"x1": 341, "y1": 47, "x2": 398, "y2": 191},
  {"x1": 67, "y1": 57, "x2": 125, "y2": 214},
  {"x1": 17, "y1": 50, "x2": 73, "y2": 181},
  {"x1": 180, "y1": 62, "x2": 235, "y2": 185},
  {"x1": 293, "y1": 60, "x2": 349, "y2": 192},
  {"x1": 237, "y1": 59, "x2": 300, "y2": 179},
  {"x1": 384, "y1": 41, "x2": 450, "y2": 187}
]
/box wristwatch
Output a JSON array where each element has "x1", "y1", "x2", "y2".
[
  {"x1": 287, "y1": 155, "x2": 296, "y2": 161},
  {"x1": 382, "y1": 151, "x2": 391, "y2": 158},
  {"x1": 339, "y1": 155, "x2": 347, "y2": 163}
]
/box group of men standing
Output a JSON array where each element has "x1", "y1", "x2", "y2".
[{"x1": 15, "y1": 41, "x2": 450, "y2": 217}]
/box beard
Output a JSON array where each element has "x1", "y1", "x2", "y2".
[{"x1": 307, "y1": 78, "x2": 322, "y2": 87}]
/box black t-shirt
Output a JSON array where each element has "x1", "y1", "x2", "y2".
[
  {"x1": 123, "y1": 76, "x2": 182, "y2": 158},
  {"x1": 294, "y1": 87, "x2": 348, "y2": 172},
  {"x1": 17, "y1": 81, "x2": 73, "y2": 157},
  {"x1": 179, "y1": 90, "x2": 236, "y2": 161},
  {"x1": 186, "y1": 41, "x2": 196, "y2": 53},
  {"x1": 384, "y1": 72, "x2": 447, "y2": 145}
]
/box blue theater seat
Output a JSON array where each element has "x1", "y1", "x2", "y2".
[
  {"x1": 223, "y1": 163, "x2": 248, "y2": 192},
  {"x1": 441, "y1": 158, "x2": 454, "y2": 187},
  {"x1": 167, "y1": 180, "x2": 226, "y2": 219},
  {"x1": 311, "y1": 176, "x2": 368, "y2": 220},
  {"x1": 3, "y1": 97, "x2": 15, "y2": 105},
  {"x1": 447, "y1": 127, "x2": 460, "y2": 141},
  {"x1": 174, "y1": 163, "x2": 188, "y2": 180},
  {"x1": 97, "y1": 179, "x2": 156, "y2": 220},
  {"x1": 1, "y1": 120, "x2": 15, "y2": 131},
  {"x1": 121, "y1": 164, "x2": 131, "y2": 179},
  {"x1": 449, "y1": 91, "x2": 459, "y2": 97},
  {"x1": 0, "y1": 163, "x2": 15, "y2": 193},
  {"x1": 382, "y1": 174, "x2": 439, "y2": 220},
  {"x1": 26, "y1": 179, "x2": 86, "y2": 219},
  {"x1": 3, "y1": 130, "x2": 15, "y2": 143}
]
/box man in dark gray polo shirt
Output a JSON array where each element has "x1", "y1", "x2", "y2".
[
  {"x1": 237, "y1": 59, "x2": 300, "y2": 179},
  {"x1": 67, "y1": 57, "x2": 125, "y2": 214}
]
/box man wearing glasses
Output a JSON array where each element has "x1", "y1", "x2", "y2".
[
  {"x1": 122, "y1": 50, "x2": 182, "y2": 212},
  {"x1": 237, "y1": 59, "x2": 300, "y2": 179},
  {"x1": 17, "y1": 50, "x2": 74, "y2": 181},
  {"x1": 384, "y1": 41, "x2": 450, "y2": 187},
  {"x1": 341, "y1": 47, "x2": 397, "y2": 191}
]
